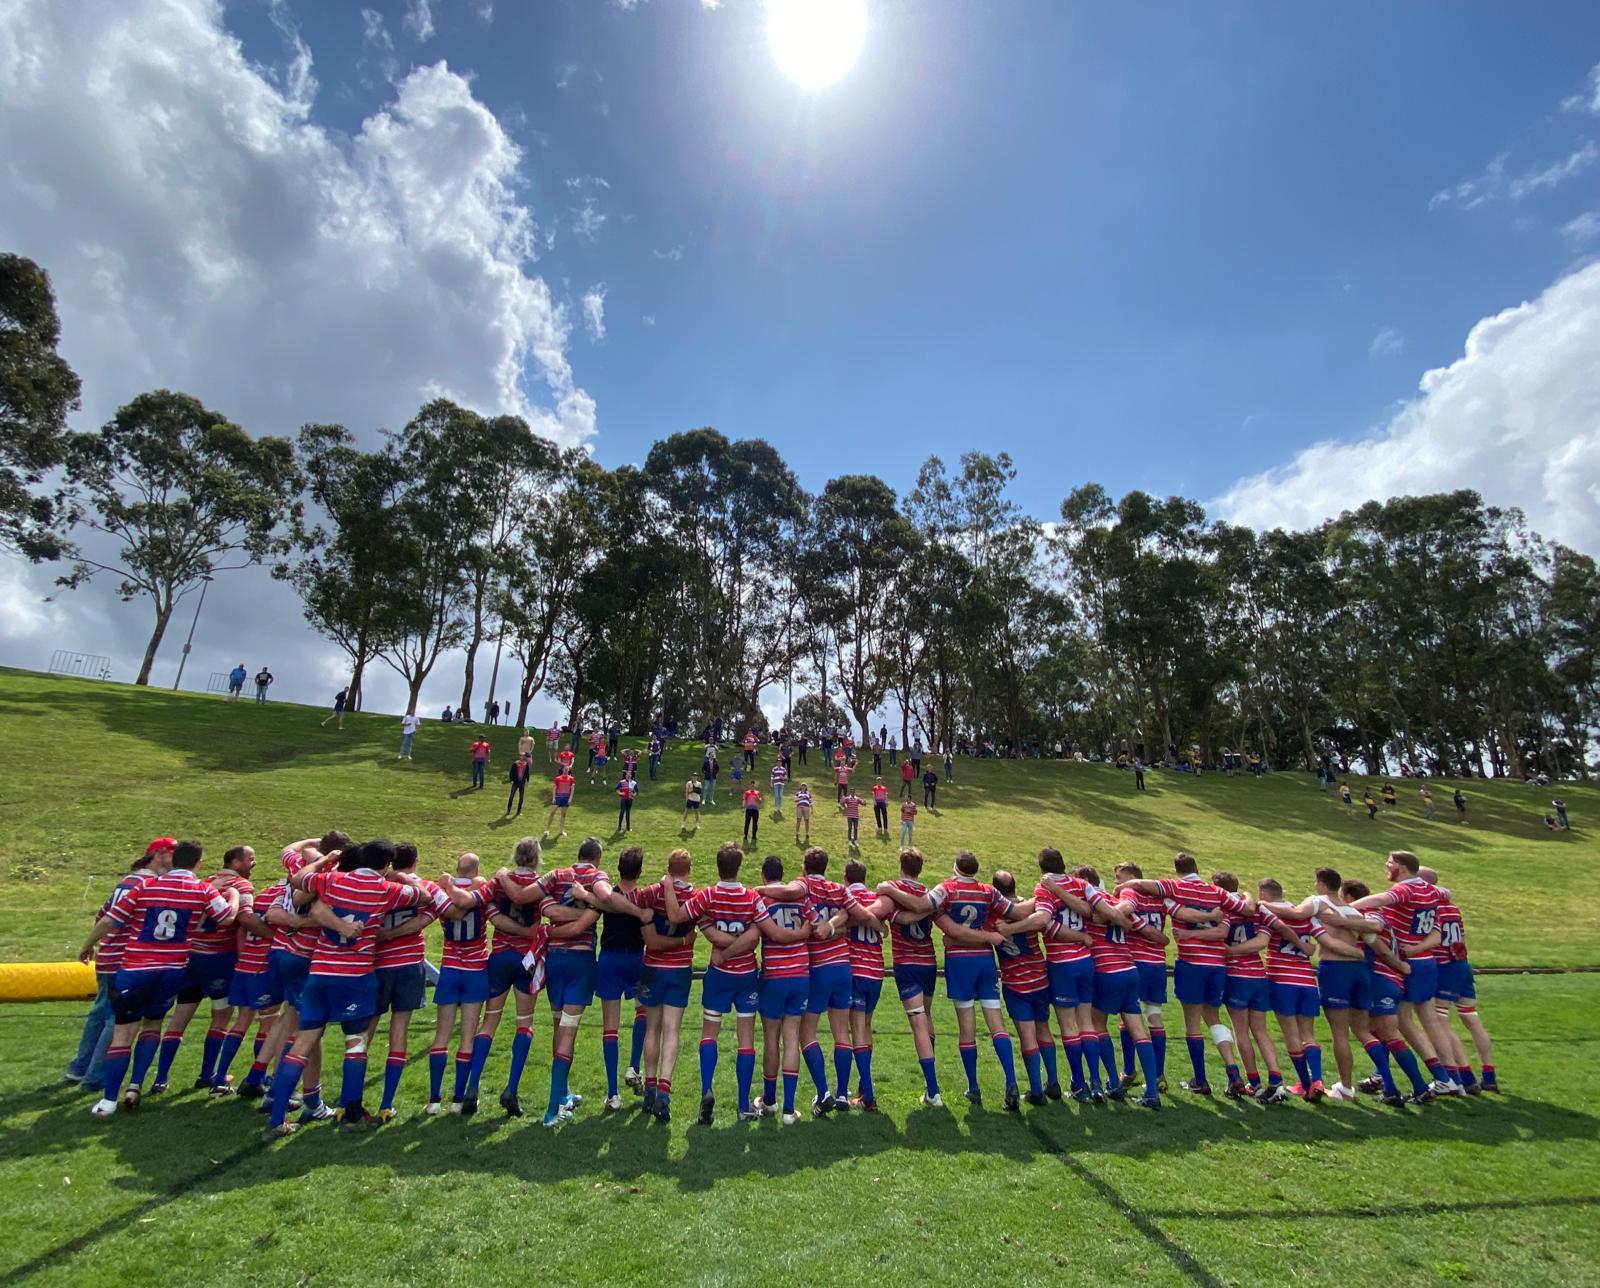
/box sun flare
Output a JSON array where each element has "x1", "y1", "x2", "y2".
[{"x1": 767, "y1": 0, "x2": 867, "y2": 89}]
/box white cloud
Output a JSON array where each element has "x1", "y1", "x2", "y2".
[
  {"x1": 1561, "y1": 61, "x2": 1600, "y2": 115},
  {"x1": 1369, "y1": 326, "x2": 1404, "y2": 358},
  {"x1": 572, "y1": 197, "x2": 607, "y2": 241},
  {"x1": 1217, "y1": 261, "x2": 1600, "y2": 554},
  {"x1": 359, "y1": 6, "x2": 398, "y2": 81},
  {"x1": 403, "y1": 0, "x2": 435, "y2": 42},
  {"x1": 582, "y1": 283, "x2": 606, "y2": 341},
  {"x1": 565, "y1": 174, "x2": 610, "y2": 190},
  {"x1": 1563, "y1": 210, "x2": 1600, "y2": 246},
  {"x1": 0, "y1": 0, "x2": 601, "y2": 711},
  {"x1": 1429, "y1": 153, "x2": 1506, "y2": 211},
  {"x1": 701, "y1": 0, "x2": 722, "y2": 9},
  {"x1": 614, "y1": 0, "x2": 643, "y2": 9},
  {"x1": 1506, "y1": 141, "x2": 1598, "y2": 200},
  {"x1": 653, "y1": 243, "x2": 685, "y2": 262},
  {"x1": 641, "y1": 314, "x2": 656, "y2": 326},
  {"x1": 472, "y1": 0, "x2": 494, "y2": 22}
]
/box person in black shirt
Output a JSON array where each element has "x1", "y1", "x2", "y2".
[
  {"x1": 922, "y1": 767, "x2": 939, "y2": 808},
  {"x1": 596, "y1": 845, "x2": 650, "y2": 1110},
  {"x1": 505, "y1": 754, "x2": 532, "y2": 816}
]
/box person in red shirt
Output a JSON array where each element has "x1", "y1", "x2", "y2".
[
  {"x1": 470, "y1": 736, "x2": 491, "y2": 790},
  {"x1": 840, "y1": 791, "x2": 863, "y2": 848},
  {"x1": 834, "y1": 761, "x2": 850, "y2": 803},
  {"x1": 742, "y1": 784, "x2": 762, "y2": 844},
  {"x1": 545, "y1": 770, "x2": 576, "y2": 838},
  {"x1": 900, "y1": 756, "x2": 916, "y2": 799},
  {"x1": 871, "y1": 778, "x2": 889, "y2": 838}
]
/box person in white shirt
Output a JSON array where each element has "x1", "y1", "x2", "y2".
[{"x1": 399, "y1": 712, "x2": 420, "y2": 759}]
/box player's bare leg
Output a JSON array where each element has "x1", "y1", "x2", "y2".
[
  {"x1": 1324, "y1": 1007, "x2": 1356, "y2": 1094},
  {"x1": 1200, "y1": 1003, "x2": 1240, "y2": 1077},
  {"x1": 426, "y1": 1002, "x2": 458, "y2": 1114},
  {"x1": 697, "y1": 1012, "x2": 723, "y2": 1124},
  {"x1": 654, "y1": 1003, "x2": 685, "y2": 1119},
  {"x1": 1452, "y1": 1000, "x2": 1496, "y2": 1089},
  {"x1": 900, "y1": 990, "x2": 941, "y2": 1105},
  {"x1": 1245, "y1": 1009, "x2": 1284, "y2": 1101},
  {"x1": 1412, "y1": 1000, "x2": 1462, "y2": 1093},
  {"x1": 1226, "y1": 1004, "x2": 1258, "y2": 1088},
  {"x1": 1398, "y1": 1003, "x2": 1450, "y2": 1094}
]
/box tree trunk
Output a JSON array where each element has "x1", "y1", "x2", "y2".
[
  {"x1": 136, "y1": 601, "x2": 175, "y2": 686},
  {"x1": 406, "y1": 672, "x2": 424, "y2": 716}
]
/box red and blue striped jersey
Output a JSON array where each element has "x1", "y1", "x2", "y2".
[
  {"x1": 1034, "y1": 878, "x2": 1101, "y2": 964},
  {"x1": 1086, "y1": 911, "x2": 1136, "y2": 975},
  {"x1": 235, "y1": 879, "x2": 285, "y2": 974},
  {"x1": 1263, "y1": 910, "x2": 1319, "y2": 986},
  {"x1": 994, "y1": 919, "x2": 1048, "y2": 993},
  {"x1": 761, "y1": 898, "x2": 818, "y2": 978},
  {"x1": 846, "y1": 884, "x2": 886, "y2": 980},
  {"x1": 373, "y1": 877, "x2": 442, "y2": 970},
  {"x1": 105, "y1": 869, "x2": 233, "y2": 972},
  {"x1": 886, "y1": 878, "x2": 937, "y2": 967},
  {"x1": 92, "y1": 871, "x2": 155, "y2": 974},
  {"x1": 1435, "y1": 899, "x2": 1467, "y2": 963},
  {"x1": 803, "y1": 875, "x2": 852, "y2": 968},
  {"x1": 303, "y1": 869, "x2": 431, "y2": 977},
  {"x1": 1154, "y1": 877, "x2": 1250, "y2": 967},
  {"x1": 436, "y1": 880, "x2": 495, "y2": 970},
  {"x1": 682, "y1": 882, "x2": 770, "y2": 975},
  {"x1": 1222, "y1": 913, "x2": 1266, "y2": 979},
  {"x1": 1122, "y1": 890, "x2": 1169, "y2": 966},
  {"x1": 1378, "y1": 877, "x2": 1444, "y2": 949},
  {"x1": 488, "y1": 869, "x2": 545, "y2": 959},
  {"x1": 538, "y1": 864, "x2": 610, "y2": 953},
  {"x1": 191, "y1": 871, "x2": 254, "y2": 955},
  {"x1": 636, "y1": 879, "x2": 697, "y2": 970},
  {"x1": 930, "y1": 878, "x2": 1013, "y2": 958}
]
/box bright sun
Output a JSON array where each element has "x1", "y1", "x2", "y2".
[{"x1": 767, "y1": 0, "x2": 867, "y2": 88}]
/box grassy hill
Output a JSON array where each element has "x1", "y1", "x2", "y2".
[
  {"x1": 1, "y1": 669, "x2": 1597, "y2": 1287},
  {"x1": 0, "y1": 668, "x2": 1592, "y2": 966}
]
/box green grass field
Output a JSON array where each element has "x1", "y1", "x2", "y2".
[{"x1": 1, "y1": 669, "x2": 1597, "y2": 1287}]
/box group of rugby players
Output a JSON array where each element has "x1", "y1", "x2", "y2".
[{"x1": 70, "y1": 832, "x2": 1496, "y2": 1141}]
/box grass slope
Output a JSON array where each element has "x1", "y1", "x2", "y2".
[{"x1": 0, "y1": 670, "x2": 1597, "y2": 1287}]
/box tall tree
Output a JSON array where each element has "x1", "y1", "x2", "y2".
[
  {"x1": 59, "y1": 390, "x2": 300, "y2": 685},
  {"x1": 0, "y1": 253, "x2": 81, "y2": 560}
]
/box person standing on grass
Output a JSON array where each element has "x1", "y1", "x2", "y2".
[
  {"x1": 321, "y1": 688, "x2": 348, "y2": 730},
  {"x1": 1134, "y1": 758, "x2": 1146, "y2": 791},
  {"x1": 888, "y1": 733, "x2": 897, "y2": 766},
  {"x1": 923, "y1": 766, "x2": 939, "y2": 808},
  {"x1": 67, "y1": 846, "x2": 162, "y2": 1092},
  {"x1": 1554, "y1": 797, "x2": 1569, "y2": 830},
  {"x1": 254, "y1": 667, "x2": 274, "y2": 703},
  {"x1": 616, "y1": 774, "x2": 637, "y2": 833},
  {"x1": 899, "y1": 796, "x2": 917, "y2": 848},
  {"x1": 1339, "y1": 783, "x2": 1353, "y2": 816},
  {"x1": 743, "y1": 782, "x2": 762, "y2": 844},
  {"x1": 398, "y1": 711, "x2": 419, "y2": 760},
  {"x1": 1420, "y1": 785, "x2": 1436, "y2": 818},
  {"x1": 1420, "y1": 867, "x2": 1497, "y2": 1093},
  {"x1": 366, "y1": 843, "x2": 440, "y2": 1121},
  {"x1": 1364, "y1": 790, "x2": 1378, "y2": 820},
  {"x1": 703, "y1": 748, "x2": 720, "y2": 806},
  {"x1": 871, "y1": 778, "x2": 889, "y2": 838},
  {"x1": 944, "y1": 748, "x2": 954, "y2": 784},
  {"x1": 681, "y1": 773, "x2": 704, "y2": 832},
  {"x1": 771, "y1": 757, "x2": 788, "y2": 816},
  {"x1": 872, "y1": 738, "x2": 883, "y2": 776},
  {"x1": 506, "y1": 754, "x2": 532, "y2": 816},
  {"x1": 547, "y1": 722, "x2": 561, "y2": 764},
  {"x1": 899, "y1": 754, "x2": 915, "y2": 800},
  {"x1": 840, "y1": 789, "x2": 863, "y2": 848},
  {"x1": 649, "y1": 731, "x2": 663, "y2": 781},
  {"x1": 518, "y1": 728, "x2": 535, "y2": 761},
  {"x1": 794, "y1": 781, "x2": 814, "y2": 845},
  {"x1": 227, "y1": 663, "x2": 247, "y2": 701},
  {"x1": 545, "y1": 768, "x2": 576, "y2": 838},
  {"x1": 1382, "y1": 783, "x2": 1397, "y2": 810},
  {"x1": 633, "y1": 847, "x2": 698, "y2": 1121},
  {"x1": 470, "y1": 735, "x2": 491, "y2": 790},
  {"x1": 1454, "y1": 788, "x2": 1468, "y2": 824},
  {"x1": 743, "y1": 728, "x2": 758, "y2": 770}
]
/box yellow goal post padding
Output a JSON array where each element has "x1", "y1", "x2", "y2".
[{"x1": 0, "y1": 962, "x2": 98, "y2": 1003}]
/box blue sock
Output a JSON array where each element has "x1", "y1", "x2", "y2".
[
  {"x1": 1152, "y1": 1029, "x2": 1167, "y2": 1076},
  {"x1": 603, "y1": 1029, "x2": 620, "y2": 1098},
  {"x1": 833, "y1": 1043, "x2": 852, "y2": 1097},
  {"x1": 199, "y1": 1029, "x2": 225, "y2": 1082},
  {"x1": 1364, "y1": 1040, "x2": 1399, "y2": 1097},
  {"x1": 1098, "y1": 1034, "x2": 1118, "y2": 1084},
  {"x1": 468, "y1": 1033, "x2": 493, "y2": 1094},
  {"x1": 453, "y1": 1052, "x2": 472, "y2": 1101},
  {"x1": 428, "y1": 1047, "x2": 447, "y2": 1102},
  {"x1": 1224, "y1": 1061, "x2": 1241, "y2": 1086},
  {"x1": 783, "y1": 1071, "x2": 799, "y2": 1114},
  {"x1": 545, "y1": 1054, "x2": 571, "y2": 1117},
  {"x1": 214, "y1": 1032, "x2": 245, "y2": 1085},
  {"x1": 1306, "y1": 1043, "x2": 1324, "y2": 1084},
  {"x1": 1186, "y1": 1035, "x2": 1207, "y2": 1085},
  {"x1": 1267, "y1": 1068, "x2": 1283, "y2": 1087},
  {"x1": 339, "y1": 1053, "x2": 367, "y2": 1108},
  {"x1": 129, "y1": 1032, "x2": 160, "y2": 1087},
  {"x1": 699, "y1": 1039, "x2": 718, "y2": 1096},
  {"x1": 629, "y1": 1009, "x2": 646, "y2": 1073},
  {"x1": 302, "y1": 1082, "x2": 323, "y2": 1113},
  {"x1": 918, "y1": 1056, "x2": 939, "y2": 1096},
  {"x1": 1119, "y1": 1026, "x2": 1136, "y2": 1078},
  {"x1": 1039, "y1": 1040, "x2": 1059, "y2": 1087},
  {"x1": 959, "y1": 1042, "x2": 979, "y2": 1093},
  {"x1": 1425, "y1": 1057, "x2": 1448, "y2": 1083},
  {"x1": 1391, "y1": 1041, "x2": 1428, "y2": 1095},
  {"x1": 1022, "y1": 1045, "x2": 1043, "y2": 1095},
  {"x1": 269, "y1": 1054, "x2": 306, "y2": 1127},
  {"x1": 101, "y1": 1045, "x2": 131, "y2": 1101},
  {"x1": 154, "y1": 1032, "x2": 183, "y2": 1085},
  {"x1": 735, "y1": 1048, "x2": 755, "y2": 1112},
  {"x1": 803, "y1": 1042, "x2": 829, "y2": 1097},
  {"x1": 1064, "y1": 1036, "x2": 1086, "y2": 1089},
  {"x1": 992, "y1": 1033, "x2": 1018, "y2": 1087},
  {"x1": 507, "y1": 1027, "x2": 532, "y2": 1094},
  {"x1": 1136, "y1": 1038, "x2": 1160, "y2": 1101},
  {"x1": 855, "y1": 1045, "x2": 874, "y2": 1102},
  {"x1": 763, "y1": 1076, "x2": 777, "y2": 1106},
  {"x1": 1458, "y1": 1065, "x2": 1477, "y2": 1088},
  {"x1": 381, "y1": 1055, "x2": 405, "y2": 1110},
  {"x1": 1289, "y1": 1050, "x2": 1310, "y2": 1087}
]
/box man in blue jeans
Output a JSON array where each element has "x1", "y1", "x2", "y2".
[{"x1": 67, "y1": 845, "x2": 165, "y2": 1089}]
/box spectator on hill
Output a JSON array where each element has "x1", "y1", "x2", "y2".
[
  {"x1": 702, "y1": 749, "x2": 719, "y2": 805},
  {"x1": 470, "y1": 735, "x2": 491, "y2": 789},
  {"x1": 617, "y1": 773, "x2": 637, "y2": 832},
  {"x1": 505, "y1": 753, "x2": 532, "y2": 816},
  {"x1": 944, "y1": 748, "x2": 955, "y2": 783},
  {"x1": 1454, "y1": 788, "x2": 1468, "y2": 825},
  {"x1": 321, "y1": 688, "x2": 348, "y2": 730},
  {"x1": 253, "y1": 667, "x2": 273, "y2": 703},
  {"x1": 398, "y1": 711, "x2": 419, "y2": 760},
  {"x1": 900, "y1": 756, "x2": 915, "y2": 800},
  {"x1": 546, "y1": 722, "x2": 561, "y2": 763},
  {"x1": 517, "y1": 728, "x2": 534, "y2": 760},
  {"x1": 226, "y1": 664, "x2": 247, "y2": 702},
  {"x1": 1134, "y1": 757, "x2": 1146, "y2": 791},
  {"x1": 1553, "y1": 797, "x2": 1569, "y2": 830},
  {"x1": 1381, "y1": 783, "x2": 1397, "y2": 810},
  {"x1": 922, "y1": 767, "x2": 939, "y2": 808}
]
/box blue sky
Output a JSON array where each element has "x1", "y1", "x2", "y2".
[{"x1": 2, "y1": 0, "x2": 1598, "y2": 709}]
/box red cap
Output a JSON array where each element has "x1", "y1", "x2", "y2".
[{"x1": 144, "y1": 837, "x2": 177, "y2": 857}]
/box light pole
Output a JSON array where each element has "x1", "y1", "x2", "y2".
[{"x1": 172, "y1": 574, "x2": 213, "y2": 692}]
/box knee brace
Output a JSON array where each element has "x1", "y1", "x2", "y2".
[
  {"x1": 978, "y1": 998, "x2": 1002, "y2": 1011},
  {"x1": 1210, "y1": 1023, "x2": 1233, "y2": 1047},
  {"x1": 344, "y1": 1033, "x2": 368, "y2": 1055},
  {"x1": 1144, "y1": 1003, "x2": 1163, "y2": 1025},
  {"x1": 905, "y1": 1005, "x2": 924, "y2": 1017},
  {"x1": 558, "y1": 1012, "x2": 582, "y2": 1030}
]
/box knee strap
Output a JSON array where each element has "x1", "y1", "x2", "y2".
[{"x1": 1210, "y1": 1023, "x2": 1233, "y2": 1047}]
